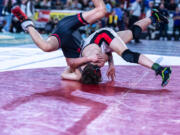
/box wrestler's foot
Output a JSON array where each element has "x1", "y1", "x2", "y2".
[
  {"x1": 12, "y1": 6, "x2": 34, "y2": 32},
  {"x1": 11, "y1": 6, "x2": 28, "y2": 22},
  {"x1": 151, "y1": 9, "x2": 169, "y2": 24},
  {"x1": 156, "y1": 67, "x2": 172, "y2": 87}
]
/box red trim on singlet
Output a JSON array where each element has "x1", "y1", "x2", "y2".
[
  {"x1": 94, "y1": 33, "x2": 113, "y2": 45},
  {"x1": 51, "y1": 34, "x2": 61, "y2": 48},
  {"x1": 77, "y1": 13, "x2": 86, "y2": 25},
  {"x1": 77, "y1": 48, "x2": 81, "y2": 53}
]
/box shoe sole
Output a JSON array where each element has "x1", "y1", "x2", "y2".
[
  {"x1": 162, "y1": 79, "x2": 170, "y2": 87},
  {"x1": 161, "y1": 67, "x2": 171, "y2": 87}
]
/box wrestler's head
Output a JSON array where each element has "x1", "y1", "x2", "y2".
[{"x1": 81, "y1": 63, "x2": 102, "y2": 84}]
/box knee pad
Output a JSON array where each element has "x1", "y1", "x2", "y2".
[
  {"x1": 130, "y1": 25, "x2": 142, "y2": 39},
  {"x1": 122, "y1": 49, "x2": 140, "y2": 63}
]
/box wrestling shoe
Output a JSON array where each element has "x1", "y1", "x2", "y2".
[
  {"x1": 12, "y1": 6, "x2": 34, "y2": 32},
  {"x1": 151, "y1": 9, "x2": 169, "y2": 24},
  {"x1": 158, "y1": 67, "x2": 172, "y2": 87},
  {"x1": 11, "y1": 6, "x2": 28, "y2": 22}
]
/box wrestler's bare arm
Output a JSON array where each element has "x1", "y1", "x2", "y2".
[
  {"x1": 61, "y1": 67, "x2": 81, "y2": 81},
  {"x1": 66, "y1": 52, "x2": 105, "y2": 69},
  {"x1": 66, "y1": 57, "x2": 91, "y2": 70},
  {"x1": 106, "y1": 52, "x2": 115, "y2": 81},
  {"x1": 107, "y1": 52, "x2": 114, "y2": 67}
]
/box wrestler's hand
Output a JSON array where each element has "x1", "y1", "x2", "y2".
[
  {"x1": 87, "y1": 54, "x2": 104, "y2": 63},
  {"x1": 106, "y1": 65, "x2": 116, "y2": 81},
  {"x1": 87, "y1": 55, "x2": 97, "y2": 62},
  {"x1": 93, "y1": 54, "x2": 107, "y2": 67},
  {"x1": 96, "y1": 54, "x2": 106, "y2": 64}
]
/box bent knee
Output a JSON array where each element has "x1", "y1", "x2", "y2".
[
  {"x1": 130, "y1": 25, "x2": 142, "y2": 39},
  {"x1": 42, "y1": 48, "x2": 53, "y2": 52},
  {"x1": 41, "y1": 43, "x2": 57, "y2": 52},
  {"x1": 121, "y1": 49, "x2": 140, "y2": 63}
]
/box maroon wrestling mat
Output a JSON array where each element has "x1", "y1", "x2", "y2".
[{"x1": 0, "y1": 66, "x2": 179, "y2": 135}]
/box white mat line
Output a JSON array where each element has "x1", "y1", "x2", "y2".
[{"x1": 0, "y1": 56, "x2": 63, "y2": 71}]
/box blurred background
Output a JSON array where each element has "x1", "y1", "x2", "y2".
[{"x1": 0, "y1": 0, "x2": 179, "y2": 42}]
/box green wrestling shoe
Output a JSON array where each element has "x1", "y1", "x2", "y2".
[
  {"x1": 152, "y1": 9, "x2": 169, "y2": 24},
  {"x1": 160, "y1": 67, "x2": 172, "y2": 87}
]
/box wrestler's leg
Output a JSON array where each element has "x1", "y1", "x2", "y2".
[
  {"x1": 116, "y1": 30, "x2": 133, "y2": 44},
  {"x1": 27, "y1": 27, "x2": 59, "y2": 52},
  {"x1": 11, "y1": 0, "x2": 106, "y2": 52},
  {"x1": 11, "y1": 6, "x2": 59, "y2": 52},
  {"x1": 82, "y1": 0, "x2": 106, "y2": 24},
  {"x1": 116, "y1": 18, "x2": 152, "y2": 44},
  {"x1": 109, "y1": 37, "x2": 153, "y2": 68},
  {"x1": 117, "y1": 9, "x2": 169, "y2": 42},
  {"x1": 109, "y1": 36, "x2": 171, "y2": 87},
  {"x1": 134, "y1": 18, "x2": 152, "y2": 31}
]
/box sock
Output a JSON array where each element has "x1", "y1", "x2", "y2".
[{"x1": 152, "y1": 63, "x2": 164, "y2": 75}]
